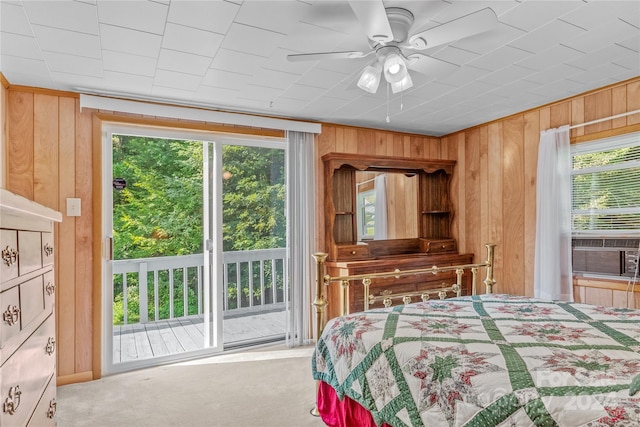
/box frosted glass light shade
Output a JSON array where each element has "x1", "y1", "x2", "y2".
[
  {"x1": 357, "y1": 65, "x2": 382, "y2": 93},
  {"x1": 383, "y1": 53, "x2": 408, "y2": 84},
  {"x1": 390, "y1": 73, "x2": 413, "y2": 93}
]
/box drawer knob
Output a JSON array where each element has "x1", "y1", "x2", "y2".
[
  {"x1": 2, "y1": 305, "x2": 20, "y2": 326},
  {"x1": 1, "y1": 246, "x2": 18, "y2": 267},
  {"x1": 47, "y1": 398, "x2": 57, "y2": 419},
  {"x1": 46, "y1": 282, "x2": 56, "y2": 295},
  {"x1": 351, "y1": 250, "x2": 356, "y2": 255},
  {"x1": 3, "y1": 385, "x2": 21, "y2": 415},
  {"x1": 45, "y1": 336, "x2": 56, "y2": 355},
  {"x1": 44, "y1": 243, "x2": 54, "y2": 257}
]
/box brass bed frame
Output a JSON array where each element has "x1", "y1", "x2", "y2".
[{"x1": 311, "y1": 243, "x2": 496, "y2": 350}]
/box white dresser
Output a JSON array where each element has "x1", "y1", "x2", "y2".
[{"x1": 0, "y1": 189, "x2": 62, "y2": 426}]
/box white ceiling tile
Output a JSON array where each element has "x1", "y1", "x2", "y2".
[
  {"x1": 193, "y1": 86, "x2": 241, "y2": 106},
  {"x1": 167, "y1": 0, "x2": 239, "y2": 34},
  {"x1": 97, "y1": 0, "x2": 168, "y2": 35},
  {"x1": 527, "y1": 78, "x2": 587, "y2": 98},
  {"x1": 51, "y1": 72, "x2": 105, "y2": 90},
  {"x1": 280, "y1": 84, "x2": 325, "y2": 101},
  {"x1": 478, "y1": 64, "x2": 536, "y2": 86},
  {"x1": 427, "y1": 1, "x2": 521, "y2": 26},
  {"x1": 162, "y1": 23, "x2": 224, "y2": 57},
  {"x1": 250, "y1": 68, "x2": 298, "y2": 90},
  {"x1": 487, "y1": 78, "x2": 542, "y2": 99},
  {"x1": 1, "y1": 56, "x2": 51, "y2": 83},
  {"x1": 467, "y1": 45, "x2": 531, "y2": 71},
  {"x1": 563, "y1": 19, "x2": 640, "y2": 54},
  {"x1": 617, "y1": 36, "x2": 640, "y2": 53},
  {"x1": 202, "y1": 69, "x2": 252, "y2": 90},
  {"x1": 209, "y1": 48, "x2": 267, "y2": 74},
  {"x1": 282, "y1": 21, "x2": 358, "y2": 54},
  {"x1": 566, "y1": 44, "x2": 636, "y2": 71},
  {"x1": 153, "y1": 69, "x2": 202, "y2": 91},
  {"x1": 1, "y1": 2, "x2": 33, "y2": 36},
  {"x1": 23, "y1": 0, "x2": 98, "y2": 34},
  {"x1": 238, "y1": 84, "x2": 283, "y2": 102},
  {"x1": 157, "y1": 49, "x2": 211, "y2": 76},
  {"x1": 32, "y1": 25, "x2": 101, "y2": 58},
  {"x1": 516, "y1": 44, "x2": 584, "y2": 71},
  {"x1": 42, "y1": 51, "x2": 103, "y2": 76},
  {"x1": 100, "y1": 71, "x2": 154, "y2": 94},
  {"x1": 262, "y1": 48, "x2": 314, "y2": 75},
  {"x1": 102, "y1": 50, "x2": 156, "y2": 77},
  {"x1": 508, "y1": 19, "x2": 585, "y2": 54},
  {"x1": 435, "y1": 65, "x2": 491, "y2": 86},
  {"x1": 523, "y1": 63, "x2": 585, "y2": 85},
  {"x1": 560, "y1": 1, "x2": 639, "y2": 30},
  {"x1": 271, "y1": 97, "x2": 309, "y2": 112},
  {"x1": 235, "y1": 1, "x2": 309, "y2": 35},
  {"x1": 498, "y1": 1, "x2": 583, "y2": 32},
  {"x1": 221, "y1": 23, "x2": 286, "y2": 57},
  {"x1": 0, "y1": 33, "x2": 42, "y2": 59},
  {"x1": 301, "y1": 96, "x2": 351, "y2": 117},
  {"x1": 612, "y1": 54, "x2": 640, "y2": 72},
  {"x1": 295, "y1": 67, "x2": 351, "y2": 89},
  {"x1": 568, "y1": 62, "x2": 640, "y2": 86},
  {"x1": 100, "y1": 24, "x2": 162, "y2": 58},
  {"x1": 150, "y1": 85, "x2": 198, "y2": 102},
  {"x1": 428, "y1": 46, "x2": 480, "y2": 66}
]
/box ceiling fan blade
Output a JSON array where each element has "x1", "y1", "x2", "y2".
[
  {"x1": 348, "y1": 0, "x2": 394, "y2": 43},
  {"x1": 408, "y1": 7, "x2": 498, "y2": 50},
  {"x1": 406, "y1": 54, "x2": 459, "y2": 78},
  {"x1": 287, "y1": 50, "x2": 371, "y2": 62}
]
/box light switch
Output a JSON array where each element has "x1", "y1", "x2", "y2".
[{"x1": 67, "y1": 198, "x2": 81, "y2": 217}]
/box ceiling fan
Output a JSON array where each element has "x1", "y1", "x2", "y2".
[{"x1": 287, "y1": 1, "x2": 499, "y2": 94}]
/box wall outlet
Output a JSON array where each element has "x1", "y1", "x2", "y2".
[{"x1": 67, "y1": 198, "x2": 81, "y2": 217}]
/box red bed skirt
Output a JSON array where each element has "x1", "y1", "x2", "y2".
[{"x1": 317, "y1": 381, "x2": 392, "y2": 427}]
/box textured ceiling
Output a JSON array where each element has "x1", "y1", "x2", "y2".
[{"x1": 1, "y1": 0, "x2": 638, "y2": 136}]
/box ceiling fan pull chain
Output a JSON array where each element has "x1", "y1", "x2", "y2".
[{"x1": 386, "y1": 83, "x2": 391, "y2": 123}]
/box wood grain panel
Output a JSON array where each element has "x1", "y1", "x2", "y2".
[
  {"x1": 584, "y1": 90, "x2": 612, "y2": 134},
  {"x1": 1, "y1": 82, "x2": 6, "y2": 189},
  {"x1": 357, "y1": 129, "x2": 376, "y2": 155},
  {"x1": 502, "y1": 116, "x2": 525, "y2": 296},
  {"x1": 550, "y1": 102, "x2": 570, "y2": 128},
  {"x1": 571, "y1": 98, "x2": 585, "y2": 138},
  {"x1": 523, "y1": 111, "x2": 539, "y2": 297},
  {"x1": 57, "y1": 97, "x2": 76, "y2": 377},
  {"x1": 7, "y1": 91, "x2": 34, "y2": 199},
  {"x1": 584, "y1": 287, "x2": 612, "y2": 306},
  {"x1": 627, "y1": 81, "x2": 640, "y2": 125},
  {"x1": 464, "y1": 129, "x2": 481, "y2": 267},
  {"x1": 75, "y1": 99, "x2": 93, "y2": 373},
  {"x1": 611, "y1": 86, "x2": 627, "y2": 129},
  {"x1": 478, "y1": 127, "x2": 489, "y2": 267},
  {"x1": 33, "y1": 94, "x2": 59, "y2": 209},
  {"x1": 487, "y1": 122, "x2": 503, "y2": 293}
]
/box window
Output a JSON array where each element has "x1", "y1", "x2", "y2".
[
  {"x1": 571, "y1": 132, "x2": 640, "y2": 235},
  {"x1": 571, "y1": 131, "x2": 640, "y2": 279}
]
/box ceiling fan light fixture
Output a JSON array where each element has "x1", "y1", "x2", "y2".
[
  {"x1": 383, "y1": 53, "x2": 408, "y2": 84},
  {"x1": 357, "y1": 64, "x2": 382, "y2": 93},
  {"x1": 390, "y1": 73, "x2": 413, "y2": 94}
]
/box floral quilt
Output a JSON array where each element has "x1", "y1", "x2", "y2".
[{"x1": 312, "y1": 294, "x2": 640, "y2": 427}]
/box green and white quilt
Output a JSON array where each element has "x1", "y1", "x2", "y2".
[{"x1": 312, "y1": 294, "x2": 640, "y2": 426}]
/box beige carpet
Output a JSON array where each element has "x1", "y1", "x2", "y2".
[{"x1": 57, "y1": 345, "x2": 326, "y2": 427}]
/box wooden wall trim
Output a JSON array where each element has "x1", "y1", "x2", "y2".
[
  {"x1": 0, "y1": 73, "x2": 9, "y2": 89},
  {"x1": 571, "y1": 122, "x2": 640, "y2": 144},
  {"x1": 92, "y1": 113, "x2": 103, "y2": 380},
  {"x1": 57, "y1": 371, "x2": 93, "y2": 386},
  {"x1": 7, "y1": 84, "x2": 79, "y2": 99}
]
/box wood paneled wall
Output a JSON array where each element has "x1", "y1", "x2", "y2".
[
  {"x1": 3, "y1": 76, "x2": 639, "y2": 385},
  {"x1": 1, "y1": 75, "x2": 7, "y2": 188},
  {"x1": 445, "y1": 77, "x2": 640, "y2": 301}
]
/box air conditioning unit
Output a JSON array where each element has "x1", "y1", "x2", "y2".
[{"x1": 572, "y1": 238, "x2": 639, "y2": 278}]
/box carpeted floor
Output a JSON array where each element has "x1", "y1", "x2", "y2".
[{"x1": 56, "y1": 345, "x2": 326, "y2": 427}]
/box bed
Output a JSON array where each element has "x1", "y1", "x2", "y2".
[{"x1": 310, "y1": 245, "x2": 640, "y2": 427}]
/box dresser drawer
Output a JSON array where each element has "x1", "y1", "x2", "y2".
[
  {"x1": 336, "y1": 244, "x2": 370, "y2": 260},
  {"x1": 0, "y1": 315, "x2": 56, "y2": 427},
  {"x1": 27, "y1": 373, "x2": 56, "y2": 427},
  {"x1": 0, "y1": 229, "x2": 19, "y2": 282},
  {"x1": 17, "y1": 231, "x2": 42, "y2": 275},
  {"x1": 20, "y1": 276, "x2": 47, "y2": 332},
  {"x1": 420, "y1": 238, "x2": 457, "y2": 254},
  {"x1": 0, "y1": 286, "x2": 21, "y2": 347}
]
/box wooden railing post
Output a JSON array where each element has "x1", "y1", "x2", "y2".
[
  {"x1": 311, "y1": 252, "x2": 329, "y2": 417},
  {"x1": 484, "y1": 243, "x2": 496, "y2": 294},
  {"x1": 139, "y1": 262, "x2": 148, "y2": 323}
]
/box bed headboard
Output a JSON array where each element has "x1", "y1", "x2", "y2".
[{"x1": 311, "y1": 243, "x2": 496, "y2": 342}]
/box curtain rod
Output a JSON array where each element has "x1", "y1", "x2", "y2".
[{"x1": 568, "y1": 109, "x2": 640, "y2": 129}]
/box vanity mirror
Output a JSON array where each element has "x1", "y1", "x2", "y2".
[{"x1": 322, "y1": 152, "x2": 457, "y2": 261}]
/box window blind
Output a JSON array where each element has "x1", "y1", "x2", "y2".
[{"x1": 571, "y1": 132, "x2": 640, "y2": 235}]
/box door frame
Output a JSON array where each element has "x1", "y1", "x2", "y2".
[{"x1": 99, "y1": 122, "x2": 286, "y2": 375}]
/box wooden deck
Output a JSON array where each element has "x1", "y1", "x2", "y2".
[{"x1": 113, "y1": 310, "x2": 286, "y2": 363}]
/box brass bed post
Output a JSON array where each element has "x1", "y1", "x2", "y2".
[
  {"x1": 483, "y1": 244, "x2": 496, "y2": 294},
  {"x1": 311, "y1": 253, "x2": 329, "y2": 417}
]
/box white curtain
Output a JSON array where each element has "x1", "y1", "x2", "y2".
[
  {"x1": 534, "y1": 125, "x2": 573, "y2": 301},
  {"x1": 285, "y1": 131, "x2": 316, "y2": 346},
  {"x1": 373, "y1": 174, "x2": 388, "y2": 240}
]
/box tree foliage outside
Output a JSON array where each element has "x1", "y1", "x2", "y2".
[{"x1": 111, "y1": 135, "x2": 286, "y2": 324}]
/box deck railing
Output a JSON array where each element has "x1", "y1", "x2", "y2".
[{"x1": 112, "y1": 248, "x2": 287, "y2": 325}]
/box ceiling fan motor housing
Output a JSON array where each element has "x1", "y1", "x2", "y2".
[{"x1": 385, "y1": 8, "x2": 414, "y2": 43}]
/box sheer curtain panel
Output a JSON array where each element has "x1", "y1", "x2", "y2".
[
  {"x1": 285, "y1": 131, "x2": 316, "y2": 346},
  {"x1": 534, "y1": 125, "x2": 573, "y2": 301}
]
